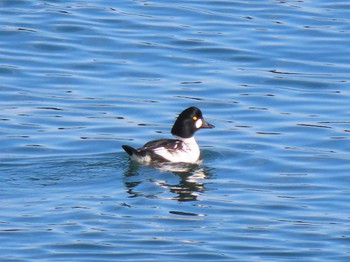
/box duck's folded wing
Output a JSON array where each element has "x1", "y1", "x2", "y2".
[
  {"x1": 142, "y1": 139, "x2": 184, "y2": 151},
  {"x1": 141, "y1": 139, "x2": 188, "y2": 162}
]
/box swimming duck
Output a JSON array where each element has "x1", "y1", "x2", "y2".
[{"x1": 122, "y1": 106, "x2": 214, "y2": 163}]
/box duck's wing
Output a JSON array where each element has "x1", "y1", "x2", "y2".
[
  {"x1": 142, "y1": 138, "x2": 184, "y2": 152},
  {"x1": 140, "y1": 138, "x2": 187, "y2": 162}
]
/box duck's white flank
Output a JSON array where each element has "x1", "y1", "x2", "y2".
[{"x1": 152, "y1": 136, "x2": 200, "y2": 163}]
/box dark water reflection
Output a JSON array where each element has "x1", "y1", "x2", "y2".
[{"x1": 123, "y1": 161, "x2": 213, "y2": 202}]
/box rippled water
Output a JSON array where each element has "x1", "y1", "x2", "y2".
[{"x1": 1, "y1": 0, "x2": 350, "y2": 261}]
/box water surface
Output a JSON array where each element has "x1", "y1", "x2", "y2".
[{"x1": 1, "y1": 0, "x2": 350, "y2": 261}]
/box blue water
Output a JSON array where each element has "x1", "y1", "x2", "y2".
[{"x1": 1, "y1": 0, "x2": 350, "y2": 261}]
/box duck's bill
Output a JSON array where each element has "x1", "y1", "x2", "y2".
[{"x1": 201, "y1": 120, "x2": 215, "y2": 128}]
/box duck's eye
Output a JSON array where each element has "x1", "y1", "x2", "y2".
[{"x1": 192, "y1": 116, "x2": 198, "y2": 121}]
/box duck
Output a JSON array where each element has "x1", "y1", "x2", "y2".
[{"x1": 122, "y1": 106, "x2": 214, "y2": 164}]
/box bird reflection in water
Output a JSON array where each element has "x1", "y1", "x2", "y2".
[{"x1": 123, "y1": 161, "x2": 212, "y2": 202}]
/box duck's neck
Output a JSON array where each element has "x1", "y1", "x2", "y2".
[{"x1": 174, "y1": 135, "x2": 195, "y2": 142}]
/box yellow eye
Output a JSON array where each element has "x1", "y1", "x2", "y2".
[{"x1": 192, "y1": 116, "x2": 198, "y2": 121}]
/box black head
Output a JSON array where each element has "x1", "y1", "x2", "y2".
[{"x1": 171, "y1": 106, "x2": 214, "y2": 138}]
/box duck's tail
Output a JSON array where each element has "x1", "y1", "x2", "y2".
[
  {"x1": 122, "y1": 145, "x2": 138, "y2": 156},
  {"x1": 122, "y1": 145, "x2": 150, "y2": 163}
]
